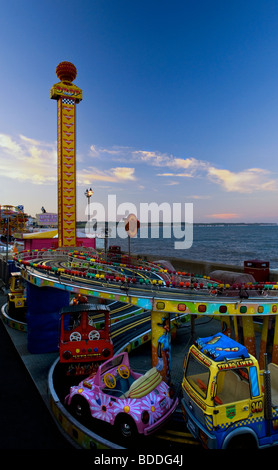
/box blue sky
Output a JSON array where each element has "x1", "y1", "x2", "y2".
[{"x1": 1, "y1": 0, "x2": 278, "y2": 223}]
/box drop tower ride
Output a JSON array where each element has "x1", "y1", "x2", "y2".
[{"x1": 50, "y1": 61, "x2": 82, "y2": 247}]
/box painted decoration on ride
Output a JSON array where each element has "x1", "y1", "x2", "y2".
[
  {"x1": 65, "y1": 352, "x2": 178, "y2": 439},
  {"x1": 0, "y1": 205, "x2": 27, "y2": 238},
  {"x1": 51, "y1": 62, "x2": 82, "y2": 247},
  {"x1": 36, "y1": 212, "x2": 58, "y2": 226},
  {"x1": 14, "y1": 248, "x2": 278, "y2": 366},
  {"x1": 151, "y1": 311, "x2": 171, "y2": 382}
]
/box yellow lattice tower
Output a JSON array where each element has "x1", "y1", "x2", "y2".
[{"x1": 50, "y1": 62, "x2": 82, "y2": 247}]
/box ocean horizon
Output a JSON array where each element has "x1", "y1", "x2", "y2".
[{"x1": 93, "y1": 222, "x2": 278, "y2": 271}]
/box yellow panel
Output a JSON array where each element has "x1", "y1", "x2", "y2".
[{"x1": 50, "y1": 82, "x2": 82, "y2": 102}]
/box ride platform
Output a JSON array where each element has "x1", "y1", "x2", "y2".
[{"x1": 0, "y1": 296, "x2": 207, "y2": 450}]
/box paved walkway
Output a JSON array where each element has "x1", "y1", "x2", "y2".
[{"x1": 0, "y1": 294, "x2": 72, "y2": 449}]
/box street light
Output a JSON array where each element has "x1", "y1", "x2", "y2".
[{"x1": 85, "y1": 188, "x2": 93, "y2": 231}]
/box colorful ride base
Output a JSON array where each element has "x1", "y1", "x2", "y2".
[
  {"x1": 12, "y1": 247, "x2": 278, "y2": 373},
  {"x1": 14, "y1": 248, "x2": 278, "y2": 319}
]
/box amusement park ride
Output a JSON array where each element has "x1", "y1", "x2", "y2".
[
  {"x1": 0, "y1": 205, "x2": 28, "y2": 245},
  {"x1": 59, "y1": 302, "x2": 113, "y2": 376},
  {"x1": 3, "y1": 61, "x2": 278, "y2": 450}
]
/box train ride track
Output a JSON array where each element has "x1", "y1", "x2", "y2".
[{"x1": 8, "y1": 247, "x2": 278, "y2": 449}]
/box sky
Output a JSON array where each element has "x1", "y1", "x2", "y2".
[{"x1": 1, "y1": 0, "x2": 278, "y2": 223}]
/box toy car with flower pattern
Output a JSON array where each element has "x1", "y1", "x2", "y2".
[{"x1": 65, "y1": 352, "x2": 178, "y2": 440}]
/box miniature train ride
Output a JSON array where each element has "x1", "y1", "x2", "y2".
[
  {"x1": 59, "y1": 303, "x2": 113, "y2": 376},
  {"x1": 6, "y1": 247, "x2": 278, "y2": 449}
]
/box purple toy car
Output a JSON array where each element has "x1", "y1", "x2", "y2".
[{"x1": 65, "y1": 352, "x2": 178, "y2": 440}]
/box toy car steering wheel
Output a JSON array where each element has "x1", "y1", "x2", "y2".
[
  {"x1": 104, "y1": 373, "x2": 116, "y2": 388},
  {"x1": 70, "y1": 331, "x2": 82, "y2": 341},
  {"x1": 118, "y1": 364, "x2": 130, "y2": 379},
  {"x1": 88, "y1": 330, "x2": 100, "y2": 340}
]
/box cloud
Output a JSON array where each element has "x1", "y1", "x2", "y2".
[
  {"x1": 111, "y1": 167, "x2": 135, "y2": 180},
  {"x1": 0, "y1": 134, "x2": 22, "y2": 154},
  {"x1": 77, "y1": 166, "x2": 136, "y2": 185},
  {"x1": 90, "y1": 145, "x2": 133, "y2": 159},
  {"x1": 89, "y1": 144, "x2": 99, "y2": 157},
  {"x1": 207, "y1": 167, "x2": 277, "y2": 193},
  {"x1": 207, "y1": 213, "x2": 240, "y2": 219},
  {"x1": 164, "y1": 181, "x2": 180, "y2": 186},
  {"x1": 170, "y1": 157, "x2": 206, "y2": 171},
  {"x1": 131, "y1": 150, "x2": 170, "y2": 166},
  {"x1": 131, "y1": 150, "x2": 202, "y2": 174},
  {"x1": 187, "y1": 195, "x2": 211, "y2": 200},
  {"x1": 157, "y1": 172, "x2": 194, "y2": 178},
  {"x1": 130, "y1": 147, "x2": 277, "y2": 194},
  {"x1": 0, "y1": 134, "x2": 136, "y2": 188},
  {"x1": 0, "y1": 133, "x2": 57, "y2": 185},
  {"x1": 2, "y1": 134, "x2": 276, "y2": 197}
]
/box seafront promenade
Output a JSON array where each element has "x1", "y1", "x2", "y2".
[
  {"x1": 0, "y1": 292, "x2": 72, "y2": 449},
  {"x1": 131, "y1": 253, "x2": 278, "y2": 283}
]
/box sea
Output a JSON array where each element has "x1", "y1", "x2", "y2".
[{"x1": 100, "y1": 223, "x2": 278, "y2": 271}]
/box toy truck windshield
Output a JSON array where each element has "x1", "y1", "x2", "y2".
[{"x1": 185, "y1": 349, "x2": 211, "y2": 400}]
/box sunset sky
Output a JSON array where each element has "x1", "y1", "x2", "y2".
[{"x1": 1, "y1": 0, "x2": 278, "y2": 223}]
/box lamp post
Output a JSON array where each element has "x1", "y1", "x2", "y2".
[{"x1": 85, "y1": 188, "x2": 93, "y2": 231}]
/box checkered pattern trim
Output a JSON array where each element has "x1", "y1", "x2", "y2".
[
  {"x1": 62, "y1": 98, "x2": 75, "y2": 105},
  {"x1": 217, "y1": 414, "x2": 264, "y2": 431}
]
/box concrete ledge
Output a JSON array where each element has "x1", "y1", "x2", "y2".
[{"x1": 140, "y1": 254, "x2": 278, "y2": 282}]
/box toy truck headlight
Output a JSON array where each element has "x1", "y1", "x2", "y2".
[
  {"x1": 102, "y1": 348, "x2": 111, "y2": 358},
  {"x1": 62, "y1": 350, "x2": 72, "y2": 360}
]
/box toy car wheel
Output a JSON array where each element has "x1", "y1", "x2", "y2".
[
  {"x1": 115, "y1": 414, "x2": 138, "y2": 440},
  {"x1": 70, "y1": 396, "x2": 91, "y2": 423}
]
